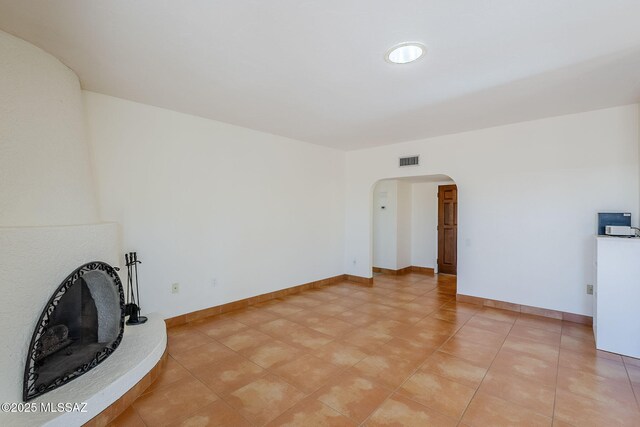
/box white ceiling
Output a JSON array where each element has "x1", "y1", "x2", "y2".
[{"x1": 1, "y1": 1, "x2": 640, "y2": 150}]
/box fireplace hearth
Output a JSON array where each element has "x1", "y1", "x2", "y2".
[{"x1": 23, "y1": 262, "x2": 125, "y2": 401}]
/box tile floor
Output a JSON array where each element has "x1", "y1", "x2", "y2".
[{"x1": 109, "y1": 273, "x2": 640, "y2": 426}]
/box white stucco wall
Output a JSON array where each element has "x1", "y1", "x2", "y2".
[
  {"x1": 0, "y1": 30, "x2": 98, "y2": 227},
  {"x1": 396, "y1": 181, "x2": 413, "y2": 270},
  {"x1": 84, "y1": 91, "x2": 346, "y2": 320},
  {"x1": 372, "y1": 180, "x2": 398, "y2": 269},
  {"x1": 0, "y1": 223, "x2": 120, "y2": 405},
  {"x1": 346, "y1": 105, "x2": 640, "y2": 316},
  {"x1": 0, "y1": 30, "x2": 121, "y2": 405},
  {"x1": 372, "y1": 180, "x2": 413, "y2": 270},
  {"x1": 411, "y1": 182, "x2": 439, "y2": 269}
]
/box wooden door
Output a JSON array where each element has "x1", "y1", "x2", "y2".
[{"x1": 438, "y1": 184, "x2": 457, "y2": 275}]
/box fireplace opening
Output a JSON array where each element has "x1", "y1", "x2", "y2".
[{"x1": 23, "y1": 262, "x2": 124, "y2": 401}]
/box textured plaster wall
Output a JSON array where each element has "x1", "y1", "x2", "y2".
[
  {"x1": 0, "y1": 30, "x2": 98, "y2": 227},
  {"x1": 0, "y1": 224, "x2": 120, "y2": 403},
  {"x1": 0, "y1": 30, "x2": 121, "y2": 405},
  {"x1": 346, "y1": 105, "x2": 640, "y2": 316}
]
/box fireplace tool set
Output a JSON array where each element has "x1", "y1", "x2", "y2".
[{"x1": 125, "y1": 252, "x2": 147, "y2": 325}]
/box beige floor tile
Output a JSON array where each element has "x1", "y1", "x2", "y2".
[
  {"x1": 554, "y1": 389, "x2": 640, "y2": 427},
  {"x1": 311, "y1": 302, "x2": 351, "y2": 316},
  {"x1": 145, "y1": 356, "x2": 194, "y2": 393},
  {"x1": 333, "y1": 310, "x2": 378, "y2": 326},
  {"x1": 431, "y1": 308, "x2": 474, "y2": 325},
  {"x1": 420, "y1": 351, "x2": 488, "y2": 388},
  {"x1": 228, "y1": 308, "x2": 280, "y2": 326},
  {"x1": 167, "y1": 329, "x2": 216, "y2": 355},
  {"x1": 561, "y1": 322, "x2": 595, "y2": 341},
  {"x1": 265, "y1": 396, "x2": 356, "y2": 427},
  {"x1": 283, "y1": 294, "x2": 324, "y2": 309},
  {"x1": 278, "y1": 326, "x2": 334, "y2": 350},
  {"x1": 515, "y1": 314, "x2": 563, "y2": 333},
  {"x1": 440, "y1": 301, "x2": 482, "y2": 315},
  {"x1": 479, "y1": 370, "x2": 556, "y2": 417},
  {"x1": 559, "y1": 348, "x2": 629, "y2": 383},
  {"x1": 475, "y1": 307, "x2": 519, "y2": 324},
  {"x1": 401, "y1": 301, "x2": 440, "y2": 315},
  {"x1": 218, "y1": 328, "x2": 273, "y2": 353},
  {"x1": 340, "y1": 328, "x2": 393, "y2": 352},
  {"x1": 168, "y1": 400, "x2": 251, "y2": 427},
  {"x1": 453, "y1": 325, "x2": 506, "y2": 348},
  {"x1": 509, "y1": 323, "x2": 562, "y2": 346},
  {"x1": 624, "y1": 355, "x2": 640, "y2": 368},
  {"x1": 263, "y1": 301, "x2": 305, "y2": 317},
  {"x1": 556, "y1": 365, "x2": 637, "y2": 407},
  {"x1": 491, "y1": 349, "x2": 558, "y2": 387},
  {"x1": 352, "y1": 353, "x2": 419, "y2": 389},
  {"x1": 133, "y1": 377, "x2": 218, "y2": 426},
  {"x1": 374, "y1": 337, "x2": 436, "y2": 363},
  {"x1": 258, "y1": 318, "x2": 304, "y2": 338},
  {"x1": 398, "y1": 370, "x2": 475, "y2": 419},
  {"x1": 461, "y1": 393, "x2": 552, "y2": 427},
  {"x1": 314, "y1": 371, "x2": 392, "y2": 423},
  {"x1": 272, "y1": 354, "x2": 343, "y2": 393},
  {"x1": 393, "y1": 325, "x2": 452, "y2": 348},
  {"x1": 379, "y1": 308, "x2": 425, "y2": 324},
  {"x1": 626, "y1": 364, "x2": 640, "y2": 386},
  {"x1": 364, "y1": 318, "x2": 408, "y2": 336},
  {"x1": 308, "y1": 316, "x2": 355, "y2": 338},
  {"x1": 243, "y1": 339, "x2": 303, "y2": 369},
  {"x1": 118, "y1": 274, "x2": 640, "y2": 426},
  {"x1": 314, "y1": 340, "x2": 369, "y2": 368},
  {"x1": 171, "y1": 340, "x2": 237, "y2": 370},
  {"x1": 502, "y1": 335, "x2": 559, "y2": 364},
  {"x1": 191, "y1": 317, "x2": 248, "y2": 340},
  {"x1": 438, "y1": 336, "x2": 500, "y2": 368},
  {"x1": 108, "y1": 406, "x2": 145, "y2": 427},
  {"x1": 464, "y1": 315, "x2": 513, "y2": 335},
  {"x1": 225, "y1": 374, "x2": 305, "y2": 425},
  {"x1": 366, "y1": 393, "x2": 458, "y2": 427},
  {"x1": 189, "y1": 353, "x2": 266, "y2": 396},
  {"x1": 559, "y1": 334, "x2": 596, "y2": 354}
]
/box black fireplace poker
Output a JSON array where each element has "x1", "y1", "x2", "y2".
[{"x1": 124, "y1": 252, "x2": 147, "y2": 325}]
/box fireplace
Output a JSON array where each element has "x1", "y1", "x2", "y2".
[{"x1": 23, "y1": 262, "x2": 125, "y2": 401}]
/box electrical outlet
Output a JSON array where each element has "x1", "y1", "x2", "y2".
[
  {"x1": 171, "y1": 283, "x2": 180, "y2": 294},
  {"x1": 352, "y1": 258, "x2": 357, "y2": 265},
  {"x1": 211, "y1": 278, "x2": 218, "y2": 288},
  {"x1": 586, "y1": 284, "x2": 593, "y2": 295}
]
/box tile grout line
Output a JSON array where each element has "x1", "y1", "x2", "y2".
[
  {"x1": 623, "y1": 358, "x2": 640, "y2": 412},
  {"x1": 285, "y1": 276, "x2": 458, "y2": 425},
  {"x1": 313, "y1": 288, "x2": 457, "y2": 425},
  {"x1": 156, "y1": 349, "x2": 259, "y2": 426},
  {"x1": 357, "y1": 296, "x2": 467, "y2": 426},
  {"x1": 550, "y1": 320, "x2": 566, "y2": 426},
  {"x1": 156, "y1": 274, "x2": 589, "y2": 426},
  {"x1": 454, "y1": 309, "x2": 518, "y2": 425}
]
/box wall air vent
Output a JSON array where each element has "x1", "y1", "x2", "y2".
[{"x1": 399, "y1": 155, "x2": 419, "y2": 167}]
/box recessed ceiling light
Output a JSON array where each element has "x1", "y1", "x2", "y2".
[{"x1": 385, "y1": 42, "x2": 426, "y2": 64}]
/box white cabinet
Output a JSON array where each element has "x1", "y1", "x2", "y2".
[{"x1": 594, "y1": 236, "x2": 640, "y2": 358}]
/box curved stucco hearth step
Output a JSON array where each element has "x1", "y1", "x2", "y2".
[{"x1": 2, "y1": 313, "x2": 166, "y2": 427}]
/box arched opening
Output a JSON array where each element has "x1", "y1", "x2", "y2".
[{"x1": 370, "y1": 174, "x2": 458, "y2": 294}]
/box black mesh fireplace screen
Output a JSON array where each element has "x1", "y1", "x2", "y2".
[{"x1": 23, "y1": 261, "x2": 125, "y2": 401}]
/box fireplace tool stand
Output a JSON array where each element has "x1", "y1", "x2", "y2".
[{"x1": 125, "y1": 252, "x2": 147, "y2": 325}]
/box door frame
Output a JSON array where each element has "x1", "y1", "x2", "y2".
[{"x1": 437, "y1": 184, "x2": 458, "y2": 275}]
